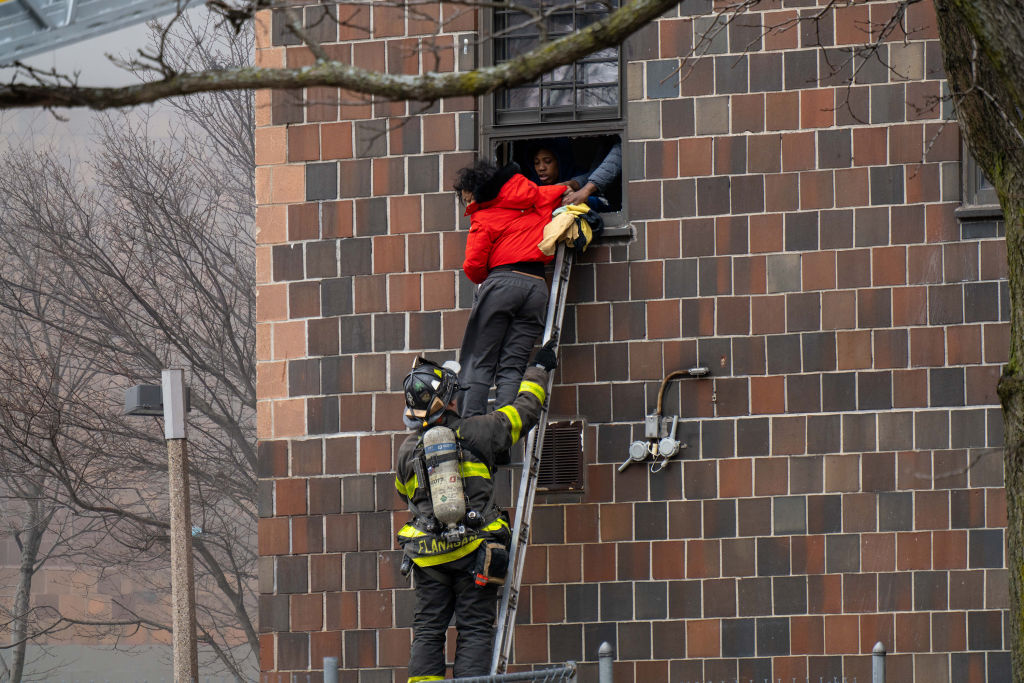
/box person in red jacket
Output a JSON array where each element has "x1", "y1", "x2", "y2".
[{"x1": 453, "y1": 159, "x2": 566, "y2": 417}]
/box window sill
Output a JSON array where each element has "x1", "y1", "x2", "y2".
[{"x1": 956, "y1": 204, "x2": 1003, "y2": 220}]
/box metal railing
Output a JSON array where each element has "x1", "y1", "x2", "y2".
[{"x1": 318, "y1": 640, "x2": 885, "y2": 683}]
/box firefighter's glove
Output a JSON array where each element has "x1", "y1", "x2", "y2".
[{"x1": 532, "y1": 339, "x2": 558, "y2": 371}]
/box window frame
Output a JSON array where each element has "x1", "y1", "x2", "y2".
[
  {"x1": 958, "y1": 142, "x2": 1002, "y2": 220},
  {"x1": 479, "y1": 2, "x2": 626, "y2": 132}
]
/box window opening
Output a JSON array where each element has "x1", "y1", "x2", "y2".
[
  {"x1": 493, "y1": 133, "x2": 623, "y2": 214},
  {"x1": 491, "y1": 0, "x2": 622, "y2": 126}
]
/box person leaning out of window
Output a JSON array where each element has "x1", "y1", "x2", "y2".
[{"x1": 532, "y1": 137, "x2": 621, "y2": 212}]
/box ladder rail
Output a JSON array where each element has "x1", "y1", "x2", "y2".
[{"x1": 491, "y1": 243, "x2": 575, "y2": 674}]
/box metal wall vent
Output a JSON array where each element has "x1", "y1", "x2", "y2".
[{"x1": 538, "y1": 420, "x2": 584, "y2": 491}]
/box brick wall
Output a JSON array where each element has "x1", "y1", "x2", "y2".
[{"x1": 255, "y1": 1, "x2": 1011, "y2": 681}]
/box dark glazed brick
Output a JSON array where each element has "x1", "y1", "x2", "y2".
[
  {"x1": 913, "y1": 571, "x2": 948, "y2": 610},
  {"x1": 732, "y1": 175, "x2": 765, "y2": 214},
  {"x1": 739, "y1": 497, "x2": 772, "y2": 537},
  {"x1": 737, "y1": 418, "x2": 770, "y2": 457},
  {"x1": 354, "y1": 120, "x2": 388, "y2": 158},
  {"x1": 701, "y1": 420, "x2": 735, "y2": 459},
  {"x1": 756, "y1": 618, "x2": 790, "y2": 656},
  {"x1": 407, "y1": 156, "x2": 440, "y2": 194},
  {"x1": 785, "y1": 212, "x2": 819, "y2": 251},
  {"x1": 340, "y1": 315, "x2": 372, "y2": 353},
  {"x1": 716, "y1": 55, "x2": 749, "y2": 94},
  {"x1": 738, "y1": 577, "x2": 772, "y2": 616},
  {"x1": 857, "y1": 288, "x2": 891, "y2": 328},
  {"x1": 703, "y1": 499, "x2": 737, "y2": 538},
  {"x1": 969, "y1": 529, "x2": 1004, "y2": 568},
  {"x1": 662, "y1": 98, "x2": 695, "y2": 138},
  {"x1": 278, "y1": 632, "x2": 309, "y2": 671},
  {"x1": 341, "y1": 475, "x2": 376, "y2": 513},
  {"x1": 684, "y1": 460, "x2": 717, "y2": 499},
  {"x1": 784, "y1": 50, "x2": 818, "y2": 89},
  {"x1": 870, "y1": 166, "x2": 904, "y2": 205},
  {"x1": 355, "y1": 197, "x2": 388, "y2": 236},
  {"x1": 964, "y1": 282, "x2": 1000, "y2": 322},
  {"x1": 277, "y1": 556, "x2": 309, "y2": 593},
  {"x1": 915, "y1": 411, "x2": 950, "y2": 450},
  {"x1": 842, "y1": 413, "x2": 876, "y2": 452},
  {"x1": 807, "y1": 414, "x2": 841, "y2": 455},
  {"x1": 271, "y1": 90, "x2": 303, "y2": 125},
  {"x1": 817, "y1": 129, "x2": 852, "y2": 168},
  {"x1": 967, "y1": 611, "x2": 1003, "y2": 650},
  {"x1": 722, "y1": 619, "x2": 756, "y2": 657},
  {"x1": 338, "y1": 238, "x2": 373, "y2": 276},
  {"x1": 374, "y1": 314, "x2": 405, "y2": 352},
  {"x1": 931, "y1": 367, "x2": 966, "y2": 407},
  {"x1": 306, "y1": 162, "x2": 338, "y2": 201},
  {"x1": 635, "y1": 581, "x2": 668, "y2": 619},
  {"x1": 703, "y1": 577, "x2": 737, "y2": 617},
  {"x1": 749, "y1": 53, "x2": 782, "y2": 92},
  {"x1": 787, "y1": 293, "x2": 821, "y2": 332},
  {"x1": 807, "y1": 495, "x2": 841, "y2": 534},
  {"x1": 826, "y1": 534, "x2": 860, "y2": 573},
  {"x1": 802, "y1": 331, "x2": 836, "y2": 371},
  {"x1": 549, "y1": 624, "x2": 583, "y2": 663},
  {"x1": 665, "y1": 259, "x2": 699, "y2": 298},
  {"x1": 951, "y1": 410, "x2": 987, "y2": 448},
  {"x1": 858, "y1": 371, "x2": 893, "y2": 410},
  {"x1": 929, "y1": 284, "x2": 964, "y2": 324},
  {"x1": 733, "y1": 336, "x2": 767, "y2": 376},
  {"x1": 757, "y1": 537, "x2": 790, "y2": 576},
  {"x1": 259, "y1": 595, "x2": 290, "y2": 633},
  {"x1": 647, "y1": 59, "x2": 680, "y2": 98},
  {"x1": 773, "y1": 575, "x2": 808, "y2": 614},
  {"x1": 878, "y1": 572, "x2": 913, "y2": 611},
  {"x1": 599, "y1": 582, "x2": 633, "y2": 621},
  {"x1": 766, "y1": 335, "x2": 801, "y2": 375},
  {"x1": 822, "y1": 373, "x2": 856, "y2": 412},
  {"x1": 879, "y1": 491, "x2": 913, "y2": 531},
  {"x1": 697, "y1": 176, "x2": 731, "y2": 216},
  {"x1": 774, "y1": 496, "x2": 806, "y2": 534},
  {"x1": 861, "y1": 452, "x2": 895, "y2": 492},
  {"x1": 566, "y1": 583, "x2": 599, "y2": 622},
  {"x1": 273, "y1": 244, "x2": 304, "y2": 282}
]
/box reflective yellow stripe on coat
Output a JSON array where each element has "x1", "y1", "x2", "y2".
[
  {"x1": 408, "y1": 676, "x2": 445, "y2": 682},
  {"x1": 395, "y1": 475, "x2": 417, "y2": 499},
  {"x1": 519, "y1": 379, "x2": 545, "y2": 403},
  {"x1": 496, "y1": 405, "x2": 522, "y2": 444}
]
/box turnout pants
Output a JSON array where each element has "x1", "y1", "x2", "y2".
[
  {"x1": 458, "y1": 270, "x2": 547, "y2": 418},
  {"x1": 407, "y1": 554, "x2": 499, "y2": 681}
]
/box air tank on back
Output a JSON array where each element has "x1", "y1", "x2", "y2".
[{"x1": 422, "y1": 425, "x2": 465, "y2": 533}]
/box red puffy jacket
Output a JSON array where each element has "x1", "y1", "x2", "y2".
[{"x1": 462, "y1": 167, "x2": 566, "y2": 285}]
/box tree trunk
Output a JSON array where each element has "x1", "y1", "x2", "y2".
[
  {"x1": 10, "y1": 498, "x2": 45, "y2": 683},
  {"x1": 934, "y1": 1, "x2": 1024, "y2": 678}
]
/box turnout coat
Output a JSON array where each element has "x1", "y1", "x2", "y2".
[{"x1": 395, "y1": 366, "x2": 549, "y2": 568}]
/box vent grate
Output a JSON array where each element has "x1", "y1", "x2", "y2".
[{"x1": 538, "y1": 421, "x2": 584, "y2": 491}]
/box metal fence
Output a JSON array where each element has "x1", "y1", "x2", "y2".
[{"x1": 318, "y1": 640, "x2": 885, "y2": 683}]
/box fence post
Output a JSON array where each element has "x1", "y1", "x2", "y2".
[
  {"x1": 323, "y1": 656, "x2": 339, "y2": 683},
  {"x1": 598, "y1": 641, "x2": 614, "y2": 683},
  {"x1": 872, "y1": 641, "x2": 885, "y2": 683}
]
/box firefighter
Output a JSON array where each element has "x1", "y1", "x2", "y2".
[{"x1": 395, "y1": 342, "x2": 557, "y2": 682}]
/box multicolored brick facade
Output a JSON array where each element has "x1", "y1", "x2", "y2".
[{"x1": 254, "y1": 1, "x2": 1011, "y2": 680}]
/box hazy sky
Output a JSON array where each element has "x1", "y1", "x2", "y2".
[{"x1": 2, "y1": 9, "x2": 200, "y2": 150}]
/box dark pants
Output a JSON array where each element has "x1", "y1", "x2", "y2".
[
  {"x1": 407, "y1": 553, "x2": 499, "y2": 680},
  {"x1": 458, "y1": 270, "x2": 547, "y2": 418}
]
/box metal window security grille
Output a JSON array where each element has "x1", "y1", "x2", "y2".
[
  {"x1": 537, "y1": 420, "x2": 584, "y2": 491},
  {"x1": 492, "y1": 0, "x2": 622, "y2": 125}
]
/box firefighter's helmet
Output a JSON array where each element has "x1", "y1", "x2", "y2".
[{"x1": 403, "y1": 357, "x2": 460, "y2": 428}]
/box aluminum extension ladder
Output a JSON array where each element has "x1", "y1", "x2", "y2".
[{"x1": 491, "y1": 241, "x2": 575, "y2": 674}]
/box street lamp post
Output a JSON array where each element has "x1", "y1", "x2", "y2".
[
  {"x1": 124, "y1": 369, "x2": 198, "y2": 682},
  {"x1": 162, "y1": 368, "x2": 199, "y2": 682}
]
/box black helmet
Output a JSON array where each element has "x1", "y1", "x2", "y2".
[{"x1": 403, "y1": 357, "x2": 460, "y2": 428}]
